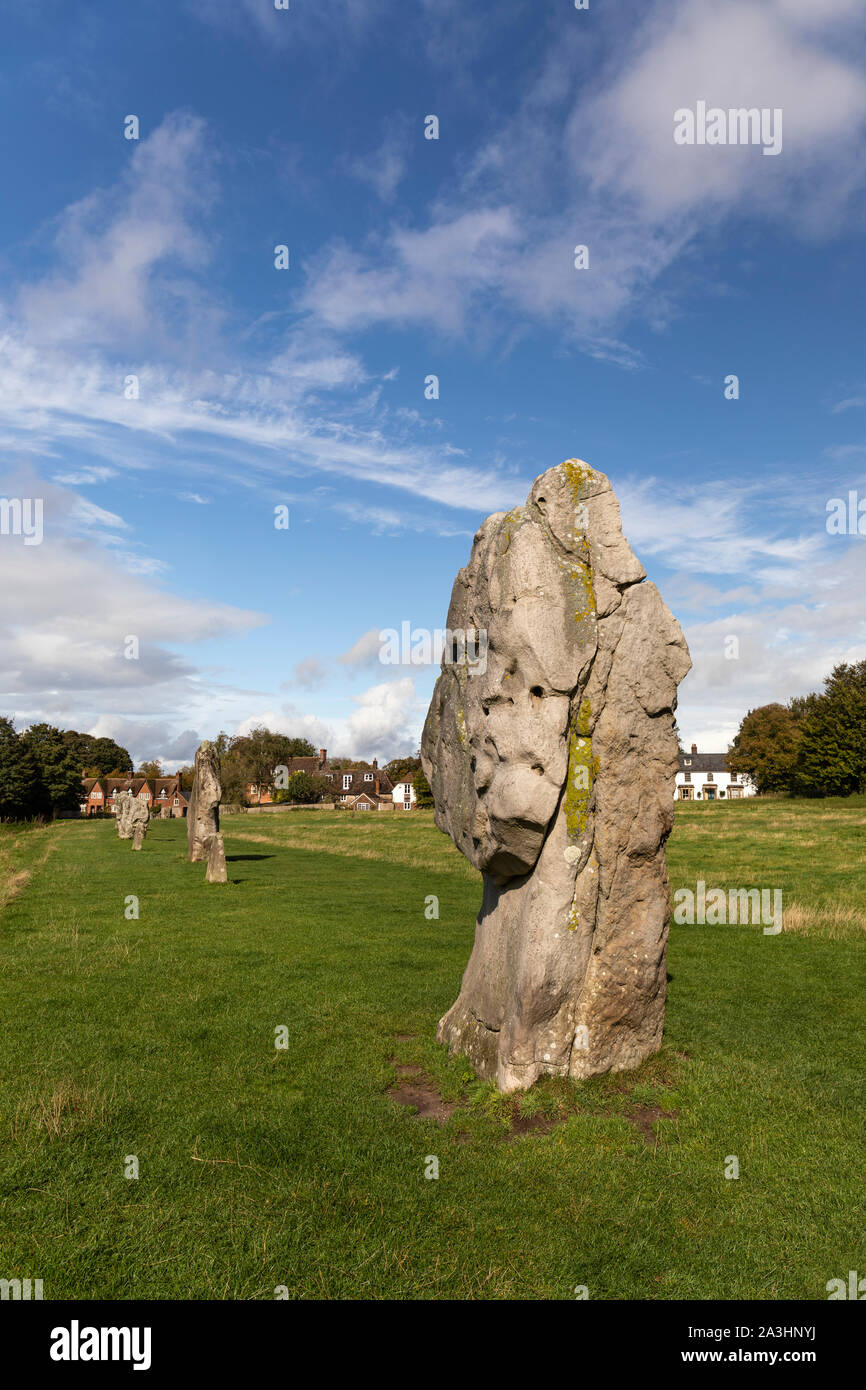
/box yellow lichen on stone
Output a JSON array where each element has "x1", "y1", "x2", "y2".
[
  {"x1": 564, "y1": 722, "x2": 598, "y2": 842},
  {"x1": 560, "y1": 458, "x2": 596, "y2": 500},
  {"x1": 570, "y1": 559, "x2": 596, "y2": 626}
]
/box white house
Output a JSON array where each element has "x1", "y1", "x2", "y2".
[
  {"x1": 675, "y1": 745, "x2": 756, "y2": 801},
  {"x1": 391, "y1": 780, "x2": 417, "y2": 811}
]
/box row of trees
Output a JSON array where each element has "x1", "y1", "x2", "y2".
[
  {"x1": 0, "y1": 720, "x2": 133, "y2": 821},
  {"x1": 728, "y1": 661, "x2": 866, "y2": 797}
]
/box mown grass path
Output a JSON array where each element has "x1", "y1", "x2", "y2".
[{"x1": 0, "y1": 803, "x2": 862, "y2": 1299}]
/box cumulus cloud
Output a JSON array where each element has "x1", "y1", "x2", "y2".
[
  {"x1": 234, "y1": 676, "x2": 423, "y2": 760},
  {"x1": 86, "y1": 718, "x2": 202, "y2": 771},
  {"x1": 296, "y1": 0, "x2": 866, "y2": 353},
  {"x1": 0, "y1": 472, "x2": 266, "y2": 723}
]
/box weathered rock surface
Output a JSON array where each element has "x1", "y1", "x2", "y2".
[
  {"x1": 128, "y1": 797, "x2": 149, "y2": 849},
  {"x1": 421, "y1": 459, "x2": 691, "y2": 1092},
  {"x1": 115, "y1": 791, "x2": 134, "y2": 839},
  {"x1": 205, "y1": 831, "x2": 227, "y2": 883},
  {"x1": 188, "y1": 741, "x2": 222, "y2": 863}
]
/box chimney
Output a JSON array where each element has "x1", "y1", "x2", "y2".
[
  {"x1": 318, "y1": 748, "x2": 326, "y2": 767},
  {"x1": 375, "y1": 775, "x2": 380, "y2": 796},
  {"x1": 372, "y1": 758, "x2": 378, "y2": 769},
  {"x1": 691, "y1": 743, "x2": 697, "y2": 755}
]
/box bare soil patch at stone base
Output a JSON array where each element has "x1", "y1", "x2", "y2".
[
  {"x1": 627, "y1": 1104, "x2": 678, "y2": 1146},
  {"x1": 387, "y1": 1064, "x2": 457, "y2": 1123}
]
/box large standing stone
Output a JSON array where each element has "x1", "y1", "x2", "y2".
[
  {"x1": 205, "y1": 831, "x2": 227, "y2": 883},
  {"x1": 188, "y1": 740, "x2": 222, "y2": 863},
  {"x1": 421, "y1": 459, "x2": 691, "y2": 1092}
]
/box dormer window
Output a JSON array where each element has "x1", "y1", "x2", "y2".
[
  {"x1": 684, "y1": 759, "x2": 691, "y2": 766},
  {"x1": 364, "y1": 772, "x2": 373, "y2": 781},
  {"x1": 343, "y1": 774, "x2": 352, "y2": 789}
]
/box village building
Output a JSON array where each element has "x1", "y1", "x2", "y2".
[
  {"x1": 247, "y1": 748, "x2": 330, "y2": 804},
  {"x1": 330, "y1": 762, "x2": 396, "y2": 810},
  {"x1": 246, "y1": 751, "x2": 410, "y2": 810},
  {"x1": 675, "y1": 745, "x2": 756, "y2": 801},
  {"x1": 80, "y1": 775, "x2": 189, "y2": 818},
  {"x1": 390, "y1": 779, "x2": 417, "y2": 811}
]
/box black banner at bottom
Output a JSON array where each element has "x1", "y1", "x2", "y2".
[{"x1": 1, "y1": 1298, "x2": 859, "y2": 1374}]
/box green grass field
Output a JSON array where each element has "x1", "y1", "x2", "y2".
[{"x1": 0, "y1": 798, "x2": 863, "y2": 1300}]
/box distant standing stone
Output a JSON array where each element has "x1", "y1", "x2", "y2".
[
  {"x1": 115, "y1": 791, "x2": 133, "y2": 839},
  {"x1": 128, "y1": 797, "x2": 149, "y2": 849},
  {"x1": 188, "y1": 740, "x2": 222, "y2": 863}
]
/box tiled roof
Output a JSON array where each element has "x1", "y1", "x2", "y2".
[
  {"x1": 678, "y1": 752, "x2": 730, "y2": 773},
  {"x1": 333, "y1": 769, "x2": 393, "y2": 795}
]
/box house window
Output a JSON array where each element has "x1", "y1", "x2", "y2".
[
  {"x1": 403, "y1": 799, "x2": 411, "y2": 810},
  {"x1": 683, "y1": 771, "x2": 691, "y2": 783},
  {"x1": 684, "y1": 759, "x2": 691, "y2": 766},
  {"x1": 343, "y1": 774, "x2": 352, "y2": 789},
  {"x1": 174, "y1": 798, "x2": 179, "y2": 805},
  {"x1": 357, "y1": 801, "x2": 370, "y2": 810},
  {"x1": 730, "y1": 771, "x2": 737, "y2": 783},
  {"x1": 364, "y1": 772, "x2": 373, "y2": 781}
]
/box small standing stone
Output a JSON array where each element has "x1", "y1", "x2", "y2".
[
  {"x1": 128, "y1": 797, "x2": 149, "y2": 848},
  {"x1": 205, "y1": 831, "x2": 227, "y2": 884},
  {"x1": 115, "y1": 791, "x2": 134, "y2": 839}
]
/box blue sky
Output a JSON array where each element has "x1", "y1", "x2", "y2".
[{"x1": 1, "y1": 0, "x2": 865, "y2": 767}]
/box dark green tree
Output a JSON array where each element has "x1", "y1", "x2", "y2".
[
  {"x1": 385, "y1": 756, "x2": 422, "y2": 783},
  {"x1": 274, "y1": 770, "x2": 316, "y2": 804},
  {"x1": 727, "y1": 703, "x2": 805, "y2": 794},
  {"x1": 0, "y1": 718, "x2": 41, "y2": 820},
  {"x1": 20, "y1": 724, "x2": 84, "y2": 817},
  {"x1": 412, "y1": 766, "x2": 434, "y2": 808},
  {"x1": 86, "y1": 736, "x2": 133, "y2": 776},
  {"x1": 792, "y1": 662, "x2": 866, "y2": 797}
]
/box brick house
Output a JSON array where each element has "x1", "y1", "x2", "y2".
[
  {"x1": 81, "y1": 774, "x2": 189, "y2": 818},
  {"x1": 247, "y1": 748, "x2": 330, "y2": 804},
  {"x1": 330, "y1": 762, "x2": 395, "y2": 810}
]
